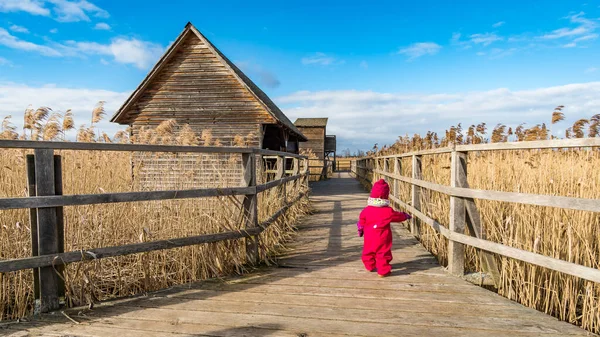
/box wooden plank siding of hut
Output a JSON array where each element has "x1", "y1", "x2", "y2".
[
  {"x1": 298, "y1": 127, "x2": 325, "y2": 161},
  {"x1": 118, "y1": 32, "x2": 281, "y2": 190},
  {"x1": 124, "y1": 33, "x2": 277, "y2": 148}
]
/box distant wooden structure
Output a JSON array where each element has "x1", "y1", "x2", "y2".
[
  {"x1": 109, "y1": 22, "x2": 306, "y2": 188},
  {"x1": 294, "y1": 118, "x2": 336, "y2": 180}
]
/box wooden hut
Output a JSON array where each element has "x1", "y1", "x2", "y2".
[
  {"x1": 110, "y1": 22, "x2": 306, "y2": 189},
  {"x1": 294, "y1": 118, "x2": 336, "y2": 179}
]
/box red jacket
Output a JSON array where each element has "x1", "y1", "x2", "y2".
[{"x1": 358, "y1": 206, "x2": 410, "y2": 231}]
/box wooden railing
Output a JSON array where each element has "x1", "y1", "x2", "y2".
[
  {"x1": 0, "y1": 140, "x2": 309, "y2": 313},
  {"x1": 351, "y1": 138, "x2": 600, "y2": 285}
]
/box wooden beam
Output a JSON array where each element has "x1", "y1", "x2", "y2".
[
  {"x1": 372, "y1": 169, "x2": 600, "y2": 213},
  {"x1": 0, "y1": 186, "x2": 256, "y2": 210},
  {"x1": 411, "y1": 155, "x2": 422, "y2": 238},
  {"x1": 26, "y1": 155, "x2": 39, "y2": 301},
  {"x1": 0, "y1": 139, "x2": 253, "y2": 153},
  {"x1": 53, "y1": 155, "x2": 66, "y2": 301},
  {"x1": 34, "y1": 149, "x2": 61, "y2": 312},
  {"x1": 448, "y1": 151, "x2": 466, "y2": 277},
  {"x1": 361, "y1": 138, "x2": 600, "y2": 160},
  {"x1": 242, "y1": 153, "x2": 259, "y2": 265}
]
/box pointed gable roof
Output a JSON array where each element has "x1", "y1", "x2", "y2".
[{"x1": 110, "y1": 22, "x2": 306, "y2": 142}]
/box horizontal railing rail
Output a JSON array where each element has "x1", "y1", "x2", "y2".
[
  {"x1": 0, "y1": 139, "x2": 307, "y2": 159},
  {"x1": 368, "y1": 137, "x2": 600, "y2": 159},
  {"x1": 351, "y1": 139, "x2": 600, "y2": 285},
  {"x1": 0, "y1": 140, "x2": 310, "y2": 313}
]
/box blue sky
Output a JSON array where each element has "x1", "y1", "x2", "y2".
[{"x1": 1, "y1": 0, "x2": 600, "y2": 151}]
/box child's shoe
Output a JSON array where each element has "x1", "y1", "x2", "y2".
[{"x1": 378, "y1": 272, "x2": 391, "y2": 278}]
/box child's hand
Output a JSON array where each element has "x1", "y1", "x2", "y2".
[
  {"x1": 357, "y1": 222, "x2": 364, "y2": 237},
  {"x1": 403, "y1": 212, "x2": 412, "y2": 220}
]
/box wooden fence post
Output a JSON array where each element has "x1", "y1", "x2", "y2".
[
  {"x1": 26, "y1": 155, "x2": 39, "y2": 302},
  {"x1": 53, "y1": 155, "x2": 65, "y2": 300},
  {"x1": 453, "y1": 151, "x2": 501, "y2": 285},
  {"x1": 34, "y1": 149, "x2": 63, "y2": 312},
  {"x1": 448, "y1": 151, "x2": 466, "y2": 276},
  {"x1": 241, "y1": 153, "x2": 258, "y2": 265},
  {"x1": 302, "y1": 157, "x2": 309, "y2": 188},
  {"x1": 411, "y1": 155, "x2": 422, "y2": 238},
  {"x1": 393, "y1": 157, "x2": 402, "y2": 205},
  {"x1": 292, "y1": 157, "x2": 300, "y2": 196},
  {"x1": 382, "y1": 158, "x2": 389, "y2": 182},
  {"x1": 276, "y1": 155, "x2": 286, "y2": 203}
]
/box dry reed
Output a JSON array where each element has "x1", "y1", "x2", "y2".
[
  {"x1": 364, "y1": 106, "x2": 600, "y2": 333},
  {"x1": 0, "y1": 104, "x2": 309, "y2": 320}
]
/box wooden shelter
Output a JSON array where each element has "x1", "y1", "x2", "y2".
[
  {"x1": 295, "y1": 118, "x2": 336, "y2": 179},
  {"x1": 110, "y1": 22, "x2": 306, "y2": 189},
  {"x1": 111, "y1": 22, "x2": 306, "y2": 152}
]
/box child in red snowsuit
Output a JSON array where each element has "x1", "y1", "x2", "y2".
[{"x1": 357, "y1": 179, "x2": 412, "y2": 277}]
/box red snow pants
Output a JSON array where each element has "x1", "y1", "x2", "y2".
[{"x1": 362, "y1": 225, "x2": 393, "y2": 275}]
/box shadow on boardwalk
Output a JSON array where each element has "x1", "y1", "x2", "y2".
[{"x1": 4, "y1": 173, "x2": 593, "y2": 337}]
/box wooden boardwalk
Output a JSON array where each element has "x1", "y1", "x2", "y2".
[{"x1": 4, "y1": 173, "x2": 593, "y2": 337}]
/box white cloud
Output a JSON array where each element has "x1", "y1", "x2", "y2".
[
  {"x1": 73, "y1": 38, "x2": 163, "y2": 69},
  {"x1": 236, "y1": 61, "x2": 281, "y2": 88},
  {"x1": 492, "y1": 21, "x2": 505, "y2": 28},
  {"x1": 489, "y1": 48, "x2": 517, "y2": 59},
  {"x1": 0, "y1": 28, "x2": 162, "y2": 69},
  {"x1": 563, "y1": 42, "x2": 577, "y2": 48},
  {"x1": 0, "y1": 0, "x2": 50, "y2": 16},
  {"x1": 9, "y1": 24, "x2": 29, "y2": 34},
  {"x1": 574, "y1": 33, "x2": 598, "y2": 42},
  {"x1": 0, "y1": 28, "x2": 62, "y2": 56},
  {"x1": 398, "y1": 42, "x2": 441, "y2": 60},
  {"x1": 0, "y1": 57, "x2": 11, "y2": 66},
  {"x1": 93, "y1": 22, "x2": 111, "y2": 30},
  {"x1": 301, "y1": 52, "x2": 338, "y2": 66},
  {"x1": 48, "y1": 0, "x2": 109, "y2": 22},
  {"x1": 476, "y1": 52, "x2": 486, "y2": 56},
  {"x1": 360, "y1": 60, "x2": 368, "y2": 69},
  {"x1": 49, "y1": 28, "x2": 58, "y2": 33},
  {"x1": 585, "y1": 67, "x2": 598, "y2": 73},
  {"x1": 540, "y1": 12, "x2": 597, "y2": 40},
  {"x1": 276, "y1": 82, "x2": 600, "y2": 150},
  {"x1": 0, "y1": 82, "x2": 130, "y2": 138},
  {"x1": 470, "y1": 33, "x2": 503, "y2": 46},
  {"x1": 0, "y1": 0, "x2": 108, "y2": 22}
]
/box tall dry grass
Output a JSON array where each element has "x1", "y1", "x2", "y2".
[
  {"x1": 0, "y1": 104, "x2": 309, "y2": 320},
  {"x1": 365, "y1": 107, "x2": 600, "y2": 333}
]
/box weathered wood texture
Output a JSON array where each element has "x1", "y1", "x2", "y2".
[
  {"x1": 124, "y1": 32, "x2": 275, "y2": 146},
  {"x1": 297, "y1": 126, "x2": 326, "y2": 160},
  {"x1": 7, "y1": 173, "x2": 590, "y2": 336}
]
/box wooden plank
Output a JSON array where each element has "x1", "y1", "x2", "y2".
[
  {"x1": 448, "y1": 151, "x2": 465, "y2": 276},
  {"x1": 241, "y1": 153, "x2": 259, "y2": 264},
  {"x1": 0, "y1": 186, "x2": 256, "y2": 210},
  {"x1": 26, "y1": 154, "x2": 40, "y2": 301},
  {"x1": 411, "y1": 155, "x2": 422, "y2": 237},
  {"x1": 371, "y1": 138, "x2": 600, "y2": 160},
  {"x1": 53, "y1": 155, "x2": 66, "y2": 301},
  {"x1": 373, "y1": 169, "x2": 600, "y2": 213},
  {"x1": 34, "y1": 149, "x2": 61, "y2": 312},
  {"x1": 0, "y1": 227, "x2": 260, "y2": 273},
  {"x1": 0, "y1": 139, "x2": 253, "y2": 153}
]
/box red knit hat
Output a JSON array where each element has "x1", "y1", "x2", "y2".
[{"x1": 370, "y1": 179, "x2": 390, "y2": 199}]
